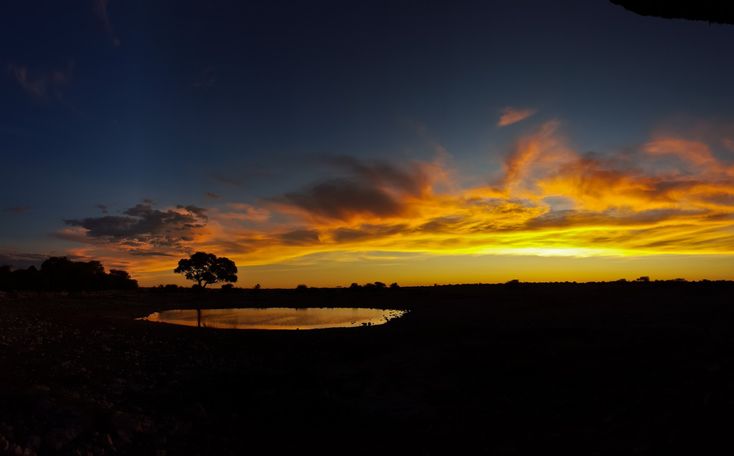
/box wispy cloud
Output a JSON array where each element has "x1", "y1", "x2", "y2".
[
  {"x1": 3, "y1": 206, "x2": 30, "y2": 215},
  {"x1": 219, "y1": 203, "x2": 270, "y2": 222},
  {"x1": 643, "y1": 137, "x2": 719, "y2": 169},
  {"x1": 8, "y1": 62, "x2": 74, "y2": 99},
  {"x1": 94, "y1": 0, "x2": 120, "y2": 46},
  {"x1": 498, "y1": 107, "x2": 538, "y2": 127}
]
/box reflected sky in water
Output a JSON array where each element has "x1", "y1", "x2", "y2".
[{"x1": 139, "y1": 308, "x2": 407, "y2": 330}]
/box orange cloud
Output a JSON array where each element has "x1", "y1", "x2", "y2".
[
  {"x1": 643, "y1": 137, "x2": 718, "y2": 169},
  {"x1": 500, "y1": 120, "x2": 576, "y2": 192},
  {"x1": 219, "y1": 203, "x2": 271, "y2": 222},
  {"x1": 269, "y1": 156, "x2": 451, "y2": 225},
  {"x1": 498, "y1": 107, "x2": 538, "y2": 127}
]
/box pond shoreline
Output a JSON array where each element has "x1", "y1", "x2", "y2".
[{"x1": 141, "y1": 307, "x2": 408, "y2": 330}]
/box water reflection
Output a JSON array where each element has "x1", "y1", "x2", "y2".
[{"x1": 139, "y1": 307, "x2": 407, "y2": 330}]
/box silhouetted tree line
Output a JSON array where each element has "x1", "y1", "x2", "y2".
[
  {"x1": 292, "y1": 282, "x2": 401, "y2": 291},
  {"x1": 348, "y1": 282, "x2": 400, "y2": 290},
  {"x1": 0, "y1": 257, "x2": 137, "y2": 291}
]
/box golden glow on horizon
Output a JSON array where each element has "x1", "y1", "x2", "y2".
[{"x1": 62, "y1": 120, "x2": 734, "y2": 286}]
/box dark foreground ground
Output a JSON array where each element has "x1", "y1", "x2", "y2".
[{"x1": 2, "y1": 282, "x2": 734, "y2": 455}]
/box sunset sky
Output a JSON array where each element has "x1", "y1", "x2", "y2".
[{"x1": 2, "y1": 0, "x2": 734, "y2": 286}]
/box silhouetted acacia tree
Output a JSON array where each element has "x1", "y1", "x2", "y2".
[{"x1": 174, "y1": 252, "x2": 238, "y2": 288}]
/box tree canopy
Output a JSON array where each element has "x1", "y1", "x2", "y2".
[
  {"x1": 174, "y1": 252, "x2": 238, "y2": 288},
  {"x1": 0, "y1": 257, "x2": 137, "y2": 291}
]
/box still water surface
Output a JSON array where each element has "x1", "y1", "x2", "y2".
[{"x1": 139, "y1": 307, "x2": 407, "y2": 330}]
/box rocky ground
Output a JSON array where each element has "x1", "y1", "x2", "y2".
[{"x1": 2, "y1": 283, "x2": 734, "y2": 455}]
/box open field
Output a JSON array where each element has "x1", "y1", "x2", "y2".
[{"x1": 2, "y1": 282, "x2": 734, "y2": 454}]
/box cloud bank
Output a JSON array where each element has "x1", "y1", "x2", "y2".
[
  {"x1": 62, "y1": 202, "x2": 208, "y2": 255},
  {"x1": 54, "y1": 119, "x2": 734, "y2": 283}
]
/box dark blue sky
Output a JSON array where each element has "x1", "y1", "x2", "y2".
[{"x1": 3, "y1": 0, "x2": 734, "y2": 283}]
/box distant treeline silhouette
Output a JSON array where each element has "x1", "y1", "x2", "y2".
[
  {"x1": 0, "y1": 257, "x2": 138, "y2": 291},
  {"x1": 349, "y1": 282, "x2": 400, "y2": 289},
  {"x1": 292, "y1": 282, "x2": 401, "y2": 291}
]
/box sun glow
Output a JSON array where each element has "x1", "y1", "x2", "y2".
[{"x1": 487, "y1": 247, "x2": 619, "y2": 257}]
